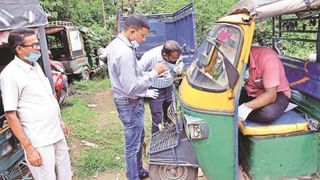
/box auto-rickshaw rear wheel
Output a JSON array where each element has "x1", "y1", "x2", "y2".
[{"x1": 149, "y1": 164, "x2": 198, "y2": 180}]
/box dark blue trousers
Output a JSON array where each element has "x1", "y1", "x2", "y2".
[
  {"x1": 239, "y1": 88, "x2": 289, "y2": 123},
  {"x1": 149, "y1": 85, "x2": 173, "y2": 133},
  {"x1": 114, "y1": 98, "x2": 145, "y2": 180}
]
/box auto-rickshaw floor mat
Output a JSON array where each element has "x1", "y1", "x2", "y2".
[{"x1": 239, "y1": 110, "x2": 308, "y2": 135}]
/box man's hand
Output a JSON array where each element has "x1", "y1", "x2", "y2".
[
  {"x1": 173, "y1": 60, "x2": 184, "y2": 75},
  {"x1": 145, "y1": 89, "x2": 159, "y2": 99},
  {"x1": 238, "y1": 103, "x2": 253, "y2": 122},
  {"x1": 60, "y1": 120, "x2": 70, "y2": 136},
  {"x1": 26, "y1": 147, "x2": 42, "y2": 167},
  {"x1": 154, "y1": 63, "x2": 168, "y2": 75}
]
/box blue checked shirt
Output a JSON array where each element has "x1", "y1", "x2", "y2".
[
  {"x1": 139, "y1": 46, "x2": 177, "y2": 88},
  {"x1": 105, "y1": 34, "x2": 158, "y2": 99}
]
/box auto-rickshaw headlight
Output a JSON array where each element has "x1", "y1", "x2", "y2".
[{"x1": 183, "y1": 115, "x2": 209, "y2": 140}]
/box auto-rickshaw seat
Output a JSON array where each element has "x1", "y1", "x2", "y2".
[{"x1": 239, "y1": 110, "x2": 308, "y2": 136}]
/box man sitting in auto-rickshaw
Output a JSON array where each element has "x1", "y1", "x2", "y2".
[{"x1": 238, "y1": 46, "x2": 291, "y2": 123}]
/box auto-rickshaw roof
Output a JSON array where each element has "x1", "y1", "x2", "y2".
[
  {"x1": 0, "y1": 0, "x2": 47, "y2": 31},
  {"x1": 229, "y1": 0, "x2": 320, "y2": 19},
  {"x1": 45, "y1": 21, "x2": 79, "y2": 35}
]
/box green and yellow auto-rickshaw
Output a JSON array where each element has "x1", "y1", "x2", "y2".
[{"x1": 150, "y1": 0, "x2": 320, "y2": 179}]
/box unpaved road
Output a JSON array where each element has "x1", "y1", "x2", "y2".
[
  {"x1": 71, "y1": 89, "x2": 150, "y2": 180},
  {"x1": 71, "y1": 88, "x2": 208, "y2": 180}
]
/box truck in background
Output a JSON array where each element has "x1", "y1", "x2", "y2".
[{"x1": 117, "y1": 3, "x2": 196, "y2": 68}]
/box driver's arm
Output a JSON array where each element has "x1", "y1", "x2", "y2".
[{"x1": 245, "y1": 86, "x2": 277, "y2": 110}]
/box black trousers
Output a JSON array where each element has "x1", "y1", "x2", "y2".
[{"x1": 239, "y1": 88, "x2": 289, "y2": 123}]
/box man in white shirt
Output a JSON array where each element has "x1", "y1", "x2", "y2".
[
  {"x1": 140, "y1": 40, "x2": 182, "y2": 133},
  {"x1": 0, "y1": 28, "x2": 72, "y2": 180}
]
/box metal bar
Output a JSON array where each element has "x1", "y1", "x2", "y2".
[
  {"x1": 38, "y1": 26, "x2": 54, "y2": 93},
  {"x1": 281, "y1": 16, "x2": 319, "y2": 22},
  {"x1": 272, "y1": 16, "x2": 276, "y2": 50},
  {"x1": 317, "y1": 14, "x2": 320, "y2": 63},
  {"x1": 275, "y1": 37, "x2": 316, "y2": 43},
  {"x1": 279, "y1": 15, "x2": 282, "y2": 41},
  {"x1": 279, "y1": 30, "x2": 318, "y2": 33}
]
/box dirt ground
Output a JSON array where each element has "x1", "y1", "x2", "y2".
[
  {"x1": 72, "y1": 89, "x2": 148, "y2": 180},
  {"x1": 73, "y1": 88, "x2": 208, "y2": 180}
]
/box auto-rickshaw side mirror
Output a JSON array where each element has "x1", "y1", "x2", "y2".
[{"x1": 223, "y1": 57, "x2": 239, "y2": 89}]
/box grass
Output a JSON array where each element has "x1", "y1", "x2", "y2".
[
  {"x1": 72, "y1": 79, "x2": 110, "y2": 92},
  {"x1": 61, "y1": 79, "x2": 152, "y2": 179}
]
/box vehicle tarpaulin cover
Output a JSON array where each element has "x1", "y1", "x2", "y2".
[
  {"x1": 0, "y1": 0, "x2": 47, "y2": 31},
  {"x1": 229, "y1": 0, "x2": 320, "y2": 19}
]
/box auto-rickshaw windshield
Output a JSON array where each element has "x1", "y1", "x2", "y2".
[{"x1": 187, "y1": 24, "x2": 241, "y2": 92}]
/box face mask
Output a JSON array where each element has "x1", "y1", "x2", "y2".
[
  {"x1": 25, "y1": 52, "x2": 41, "y2": 62},
  {"x1": 168, "y1": 60, "x2": 176, "y2": 65},
  {"x1": 166, "y1": 62, "x2": 175, "y2": 71}
]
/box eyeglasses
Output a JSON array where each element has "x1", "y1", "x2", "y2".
[{"x1": 21, "y1": 43, "x2": 40, "y2": 49}]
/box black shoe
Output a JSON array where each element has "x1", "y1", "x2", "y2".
[{"x1": 139, "y1": 169, "x2": 149, "y2": 179}]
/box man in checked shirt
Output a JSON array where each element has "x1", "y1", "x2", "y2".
[{"x1": 139, "y1": 40, "x2": 183, "y2": 133}]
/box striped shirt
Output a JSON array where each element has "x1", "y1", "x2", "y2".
[{"x1": 139, "y1": 46, "x2": 178, "y2": 88}]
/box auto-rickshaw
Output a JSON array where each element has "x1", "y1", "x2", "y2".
[
  {"x1": 0, "y1": 0, "x2": 54, "y2": 178},
  {"x1": 45, "y1": 21, "x2": 91, "y2": 81},
  {"x1": 149, "y1": 0, "x2": 320, "y2": 179}
]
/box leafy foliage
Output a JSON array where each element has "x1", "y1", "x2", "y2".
[
  {"x1": 134, "y1": 0, "x2": 238, "y2": 42},
  {"x1": 40, "y1": 0, "x2": 238, "y2": 45},
  {"x1": 40, "y1": 0, "x2": 70, "y2": 20},
  {"x1": 39, "y1": 0, "x2": 117, "y2": 45},
  {"x1": 255, "y1": 16, "x2": 317, "y2": 60}
]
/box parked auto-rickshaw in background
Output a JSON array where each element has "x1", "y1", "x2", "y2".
[
  {"x1": 0, "y1": 0, "x2": 54, "y2": 178},
  {"x1": 150, "y1": 0, "x2": 320, "y2": 179},
  {"x1": 45, "y1": 21, "x2": 91, "y2": 81}
]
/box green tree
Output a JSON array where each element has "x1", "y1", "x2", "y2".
[
  {"x1": 134, "y1": 0, "x2": 237, "y2": 42},
  {"x1": 40, "y1": 0, "x2": 117, "y2": 44},
  {"x1": 40, "y1": 0, "x2": 238, "y2": 44}
]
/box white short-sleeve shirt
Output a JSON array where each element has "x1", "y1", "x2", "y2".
[{"x1": 0, "y1": 57, "x2": 64, "y2": 148}]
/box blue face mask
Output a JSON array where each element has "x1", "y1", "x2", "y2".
[
  {"x1": 166, "y1": 62, "x2": 175, "y2": 71},
  {"x1": 25, "y1": 52, "x2": 41, "y2": 62}
]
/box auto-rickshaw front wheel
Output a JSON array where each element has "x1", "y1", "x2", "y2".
[{"x1": 149, "y1": 164, "x2": 198, "y2": 180}]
